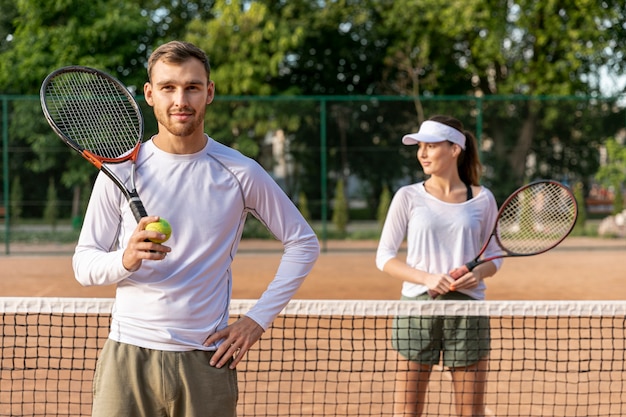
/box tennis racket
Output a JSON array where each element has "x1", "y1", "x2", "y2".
[
  {"x1": 40, "y1": 65, "x2": 148, "y2": 222},
  {"x1": 430, "y1": 180, "x2": 578, "y2": 297}
]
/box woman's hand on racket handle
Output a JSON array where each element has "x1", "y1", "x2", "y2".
[
  {"x1": 448, "y1": 265, "x2": 480, "y2": 292},
  {"x1": 447, "y1": 262, "x2": 495, "y2": 292},
  {"x1": 426, "y1": 272, "x2": 455, "y2": 298},
  {"x1": 122, "y1": 216, "x2": 171, "y2": 272},
  {"x1": 427, "y1": 266, "x2": 472, "y2": 297}
]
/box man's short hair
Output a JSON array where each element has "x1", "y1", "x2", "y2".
[{"x1": 147, "y1": 41, "x2": 211, "y2": 82}]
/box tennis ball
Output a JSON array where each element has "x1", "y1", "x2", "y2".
[{"x1": 145, "y1": 219, "x2": 172, "y2": 243}]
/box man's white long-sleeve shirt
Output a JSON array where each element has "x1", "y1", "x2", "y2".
[{"x1": 73, "y1": 137, "x2": 319, "y2": 351}]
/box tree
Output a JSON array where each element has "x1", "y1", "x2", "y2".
[
  {"x1": 377, "y1": 0, "x2": 626, "y2": 199},
  {"x1": 377, "y1": 185, "x2": 391, "y2": 230},
  {"x1": 0, "y1": 0, "x2": 151, "y2": 219},
  {"x1": 266, "y1": 1, "x2": 408, "y2": 211},
  {"x1": 188, "y1": 0, "x2": 304, "y2": 96},
  {"x1": 43, "y1": 178, "x2": 58, "y2": 229},
  {"x1": 331, "y1": 179, "x2": 349, "y2": 236},
  {"x1": 572, "y1": 181, "x2": 587, "y2": 235},
  {"x1": 9, "y1": 176, "x2": 22, "y2": 226},
  {"x1": 478, "y1": 1, "x2": 626, "y2": 197},
  {"x1": 140, "y1": 0, "x2": 216, "y2": 47},
  {"x1": 184, "y1": 0, "x2": 309, "y2": 197},
  {"x1": 595, "y1": 137, "x2": 626, "y2": 214},
  {"x1": 1, "y1": 0, "x2": 626, "y2": 225},
  {"x1": 612, "y1": 184, "x2": 624, "y2": 215},
  {"x1": 376, "y1": 0, "x2": 502, "y2": 112},
  {"x1": 0, "y1": 0, "x2": 18, "y2": 54},
  {"x1": 298, "y1": 192, "x2": 312, "y2": 223},
  {"x1": 0, "y1": 0, "x2": 151, "y2": 94}
]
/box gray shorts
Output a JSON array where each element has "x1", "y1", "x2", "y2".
[
  {"x1": 92, "y1": 339, "x2": 238, "y2": 417},
  {"x1": 392, "y1": 292, "x2": 490, "y2": 368}
]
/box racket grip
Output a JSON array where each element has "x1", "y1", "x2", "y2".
[
  {"x1": 128, "y1": 196, "x2": 148, "y2": 222},
  {"x1": 449, "y1": 264, "x2": 470, "y2": 279}
]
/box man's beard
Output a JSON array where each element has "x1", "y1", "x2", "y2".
[{"x1": 157, "y1": 108, "x2": 203, "y2": 137}]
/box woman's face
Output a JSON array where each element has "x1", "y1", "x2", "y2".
[{"x1": 416, "y1": 141, "x2": 459, "y2": 176}]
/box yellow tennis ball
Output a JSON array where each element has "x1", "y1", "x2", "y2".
[{"x1": 145, "y1": 219, "x2": 172, "y2": 243}]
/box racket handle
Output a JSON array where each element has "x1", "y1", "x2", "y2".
[
  {"x1": 128, "y1": 195, "x2": 148, "y2": 222},
  {"x1": 449, "y1": 264, "x2": 470, "y2": 279}
]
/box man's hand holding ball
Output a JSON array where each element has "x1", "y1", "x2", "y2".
[{"x1": 122, "y1": 217, "x2": 172, "y2": 272}]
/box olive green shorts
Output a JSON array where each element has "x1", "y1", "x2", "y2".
[
  {"x1": 392, "y1": 292, "x2": 490, "y2": 368},
  {"x1": 92, "y1": 339, "x2": 238, "y2": 417}
]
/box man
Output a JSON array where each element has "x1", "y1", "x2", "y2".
[{"x1": 73, "y1": 40, "x2": 320, "y2": 417}]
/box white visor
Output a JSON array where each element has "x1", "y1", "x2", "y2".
[{"x1": 402, "y1": 120, "x2": 466, "y2": 150}]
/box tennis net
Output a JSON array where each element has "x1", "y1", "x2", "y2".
[{"x1": 1, "y1": 297, "x2": 625, "y2": 416}]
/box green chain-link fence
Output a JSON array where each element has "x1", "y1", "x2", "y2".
[{"x1": 2, "y1": 94, "x2": 625, "y2": 254}]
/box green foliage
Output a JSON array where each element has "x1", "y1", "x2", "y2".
[
  {"x1": 377, "y1": 185, "x2": 391, "y2": 230},
  {"x1": 0, "y1": 0, "x2": 150, "y2": 94},
  {"x1": 1, "y1": 0, "x2": 626, "y2": 227},
  {"x1": 188, "y1": 0, "x2": 305, "y2": 96},
  {"x1": 595, "y1": 138, "x2": 626, "y2": 184},
  {"x1": 595, "y1": 137, "x2": 626, "y2": 214},
  {"x1": 80, "y1": 184, "x2": 92, "y2": 215},
  {"x1": 612, "y1": 181, "x2": 624, "y2": 215},
  {"x1": 572, "y1": 182, "x2": 587, "y2": 235},
  {"x1": 43, "y1": 178, "x2": 58, "y2": 229},
  {"x1": 242, "y1": 214, "x2": 273, "y2": 239},
  {"x1": 0, "y1": 0, "x2": 18, "y2": 53},
  {"x1": 185, "y1": 0, "x2": 308, "y2": 173},
  {"x1": 298, "y1": 192, "x2": 311, "y2": 223},
  {"x1": 377, "y1": 0, "x2": 626, "y2": 200},
  {"x1": 7, "y1": 226, "x2": 80, "y2": 244},
  {"x1": 9, "y1": 176, "x2": 22, "y2": 226},
  {"x1": 331, "y1": 179, "x2": 349, "y2": 236},
  {"x1": 232, "y1": 135, "x2": 260, "y2": 159},
  {"x1": 0, "y1": 0, "x2": 153, "y2": 220}
]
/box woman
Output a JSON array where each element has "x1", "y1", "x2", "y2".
[{"x1": 376, "y1": 115, "x2": 502, "y2": 417}]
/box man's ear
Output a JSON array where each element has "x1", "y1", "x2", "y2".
[
  {"x1": 144, "y1": 82, "x2": 154, "y2": 106},
  {"x1": 206, "y1": 81, "x2": 215, "y2": 105}
]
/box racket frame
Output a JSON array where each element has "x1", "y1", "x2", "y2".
[
  {"x1": 40, "y1": 65, "x2": 148, "y2": 221},
  {"x1": 430, "y1": 180, "x2": 578, "y2": 296},
  {"x1": 467, "y1": 180, "x2": 578, "y2": 271}
]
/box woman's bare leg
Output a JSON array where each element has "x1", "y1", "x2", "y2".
[
  {"x1": 394, "y1": 359, "x2": 432, "y2": 417},
  {"x1": 450, "y1": 356, "x2": 489, "y2": 417}
]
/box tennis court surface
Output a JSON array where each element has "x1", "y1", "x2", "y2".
[{"x1": 1, "y1": 236, "x2": 625, "y2": 416}]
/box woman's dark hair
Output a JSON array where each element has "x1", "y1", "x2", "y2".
[{"x1": 428, "y1": 114, "x2": 482, "y2": 186}]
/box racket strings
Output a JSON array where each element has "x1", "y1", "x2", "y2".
[
  {"x1": 43, "y1": 71, "x2": 141, "y2": 159},
  {"x1": 496, "y1": 182, "x2": 577, "y2": 255}
]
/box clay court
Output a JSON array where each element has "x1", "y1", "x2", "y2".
[
  {"x1": 1, "y1": 236, "x2": 625, "y2": 417},
  {"x1": 1, "y1": 236, "x2": 624, "y2": 300}
]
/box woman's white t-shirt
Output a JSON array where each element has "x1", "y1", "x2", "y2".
[{"x1": 376, "y1": 182, "x2": 502, "y2": 300}]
